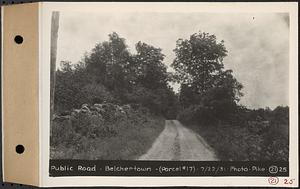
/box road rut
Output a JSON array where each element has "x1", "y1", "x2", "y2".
[{"x1": 139, "y1": 120, "x2": 218, "y2": 161}]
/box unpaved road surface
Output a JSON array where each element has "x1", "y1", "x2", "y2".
[{"x1": 139, "y1": 120, "x2": 218, "y2": 161}]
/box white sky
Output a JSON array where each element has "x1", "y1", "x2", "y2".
[{"x1": 56, "y1": 12, "x2": 289, "y2": 109}]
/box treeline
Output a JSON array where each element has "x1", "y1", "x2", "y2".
[
  {"x1": 54, "y1": 32, "x2": 179, "y2": 118},
  {"x1": 51, "y1": 32, "x2": 178, "y2": 159}
]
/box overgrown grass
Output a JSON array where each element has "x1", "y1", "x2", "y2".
[
  {"x1": 184, "y1": 123, "x2": 289, "y2": 161},
  {"x1": 50, "y1": 105, "x2": 165, "y2": 160}
]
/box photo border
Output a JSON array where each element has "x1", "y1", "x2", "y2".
[{"x1": 40, "y1": 2, "x2": 298, "y2": 187}]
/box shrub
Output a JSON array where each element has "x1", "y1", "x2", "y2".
[
  {"x1": 177, "y1": 105, "x2": 216, "y2": 124},
  {"x1": 183, "y1": 106, "x2": 289, "y2": 161},
  {"x1": 50, "y1": 103, "x2": 164, "y2": 160}
]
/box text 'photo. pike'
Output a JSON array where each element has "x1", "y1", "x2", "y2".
[{"x1": 50, "y1": 11, "x2": 289, "y2": 162}]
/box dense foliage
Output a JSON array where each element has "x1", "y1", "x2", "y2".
[
  {"x1": 51, "y1": 103, "x2": 164, "y2": 159},
  {"x1": 51, "y1": 33, "x2": 177, "y2": 159},
  {"x1": 52, "y1": 31, "x2": 289, "y2": 161},
  {"x1": 172, "y1": 32, "x2": 243, "y2": 123},
  {"x1": 184, "y1": 106, "x2": 289, "y2": 161},
  {"x1": 54, "y1": 32, "x2": 178, "y2": 118}
]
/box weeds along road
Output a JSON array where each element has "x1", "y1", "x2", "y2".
[{"x1": 139, "y1": 120, "x2": 218, "y2": 161}]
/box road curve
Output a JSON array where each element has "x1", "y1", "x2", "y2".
[{"x1": 139, "y1": 120, "x2": 218, "y2": 161}]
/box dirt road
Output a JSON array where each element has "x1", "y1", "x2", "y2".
[{"x1": 139, "y1": 120, "x2": 218, "y2": 161}]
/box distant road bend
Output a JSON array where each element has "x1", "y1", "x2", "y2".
[{"x1": 139, "y1": 120, "x2": 218, "y2": 161}]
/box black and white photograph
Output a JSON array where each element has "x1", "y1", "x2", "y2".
[{"x1": 49, "y1": 10, "x2": 290, "y2": 163}]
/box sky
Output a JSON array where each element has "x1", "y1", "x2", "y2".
[{"x1": 56, "y1": 11, "x2": 289, "y2": 109}]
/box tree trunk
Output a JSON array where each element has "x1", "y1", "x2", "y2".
[{"x1": 50, "y1": 12, "x2": 60, "y2": 125}]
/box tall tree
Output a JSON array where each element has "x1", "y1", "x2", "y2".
[
  {"x1": 172, "y1": 31, "x2": 243, "y2": 120},
  {"x1": 85, "y1": 32, "x2": 131, "y2": 89},
  {"x1": 172, "y1": 32, "x2": 227, "y2": 95},
  {"x1": 125, "y1": 41, "x2": 178, "y2": 116},
  {"x1": 134, "y1": 41, "x2": 168, "y2": 89}
]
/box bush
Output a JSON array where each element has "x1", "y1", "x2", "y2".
[
  {"x1": 50, "y1": 103, "x2": 165, "y2": 160},
  {"x1": 182, "y1": 106, "x2": 289, "y2": 161},
  {"x1": 177, "y1": 105, "x2": 215, "y2": 124},
  {"x1": 186, "y1": 122, "x2": 288, "y2": 161}
]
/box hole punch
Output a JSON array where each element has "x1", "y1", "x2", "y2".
[
  {"x1": 16, "y1": 145, "x2": 25, "y2": 154},
  {"x1": 14, "y1": 35, "x2": 23, "y2": 44}
]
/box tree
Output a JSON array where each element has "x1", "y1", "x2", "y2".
[
  {"x1": 54, "y1": 61, "x2": 80, "y2": 112},
  {"x1": 50, "y1": 11, "x2": 59, "y2": 119},
  {"x1": 172, "y1": 31, "x2": 243, "y2": 122},
  {"x1": 203, "y1": 70, "x2": 243, "y2": 121},
  {"x1": 54, "y1": 32, "x2": 179, "y2": 117},
  {"x1": 172, "y1": 32, "x2": 227, "y2": 94},
  {"x1": 134, "y1": 41, "x2": 168, "y2": 89},
  {"x1": 54, "y1": 60, "x2": 116, "y2": 113},
  {"x1": 85, "y1": 32, "x2": 131, "y2": 92},
  {"x1": 124, "y1": 41, "x2": 178, "y2": 116}
]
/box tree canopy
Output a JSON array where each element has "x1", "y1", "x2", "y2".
[
  {"x1": 172, "y1": 31, "x2": 243, "y2": 122},
  {"x1": 54, "y1": 32, "x2": 179, "y2": 118}
]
